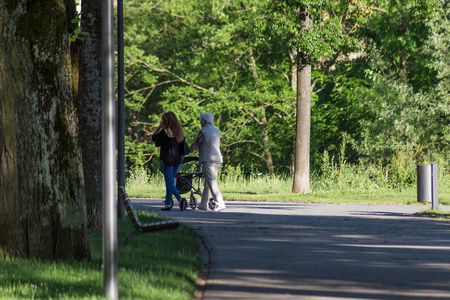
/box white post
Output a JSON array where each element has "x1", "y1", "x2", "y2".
[{"x1": 102, "y1": 0, "x2": 118, "y2": 299}]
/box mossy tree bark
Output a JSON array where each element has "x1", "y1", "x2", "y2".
[
  {"x1": 78, "y1": 0, "x2": 103, "y2": 231},
  {"x1": 0, "y1": 0, "x2": 91, "y2": 261}
]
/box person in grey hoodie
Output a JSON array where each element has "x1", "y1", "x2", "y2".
[{"x1": 190, "y1": 113, "x2": 226, "y2": 211}]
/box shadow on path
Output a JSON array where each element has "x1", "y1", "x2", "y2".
[{"x1": 133, "y1": 200, "x2": 450, "y2": 300}]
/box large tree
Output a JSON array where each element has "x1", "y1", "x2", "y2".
[
  {"x1": 77, "y1": 0, "x2": 103, "y2": 231},
  {"x1": 293, "y1": 4, "x2": 312, "y2": 193},
  {"x1": 264, "y1": 0, "x2": 361, "y2": 193},
  {"x1": 0, "y1": 0, "x2": 91, "y2": 260}
]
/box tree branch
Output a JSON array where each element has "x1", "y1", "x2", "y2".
[
  {"x1": 152, "y1": 67, "x2": 209, "y2": 91},
  {"x1": 134, "y1": 58, "x2": 209, "y2": 91},
  {"x1": 268, "y1": 65, "x2": 290, "y2": 83}
]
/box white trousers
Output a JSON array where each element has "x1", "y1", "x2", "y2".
[{"x1": 200, "y1": 163, "x2": 226, "y2": 210}]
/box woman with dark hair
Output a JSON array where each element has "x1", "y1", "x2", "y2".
[{"x1": 152, "y1": 111, "x2": 188, "y2": 211}]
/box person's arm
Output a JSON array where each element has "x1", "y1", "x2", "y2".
[
  {"x1": 151, "y1": 120, "x2": 163, "y2": 140},
  {"x1": 151, "y1": 126, "x2": 165, "y2": 146},
  {"x1": 189, "y1": 130, "x2": 203, "y2": 152}
]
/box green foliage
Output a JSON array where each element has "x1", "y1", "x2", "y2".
[
  {"x1": 261, "y1": 1, "x2": 362, "y2": 58},
  {"x1": 69, "y1": 13, "x2": 87, "y2": 42},
  {"x1": 310, "y1": 0, "x2": 449, "y2": 176},
  {"x1": 120, "y1": 0, "x2": 448, "y2": 188},
  {"x1": 122, "y1": 0, "x2": 299, "y2": 174},
  {"x1": 125, "y1": 135, "x2": 157, "y2": 170},
  {"x1": 349, "y1": 1, "x2": 449, "y2": 168},
  {"x1": 360, "y1": 0, "x2": 438, "y2": 91},
  {"x1": 312, "y1": 59, "x2": 371, "y2": 166}
]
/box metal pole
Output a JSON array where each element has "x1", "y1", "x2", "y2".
[
  {"x1": 102, "y1": 0, "x2": 118, "y2": 298},
  {"x1": 431, "y1": 163, "x2": 439, "y2": 210},
  {"x1": 117, "y1": 0, "x2": 126, "y2": 219}
]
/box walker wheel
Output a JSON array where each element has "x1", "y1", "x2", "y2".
[
  {"x1": 189, "y1": 195, "x2": 198, "y2": 210},
  {"x1": 208, "y1": 198, "x2": 217, "y2": 210},
  {"x1": 179, "y1": 198, "x2": 188, "y2": 211}
]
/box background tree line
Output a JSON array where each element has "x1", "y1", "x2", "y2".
[{"x1": 122, "y1": 0, "x2": 449, "y2": 185}]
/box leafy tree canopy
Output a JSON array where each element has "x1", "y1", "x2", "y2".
[{"x1": 120, "y1": 0, "x2": 449, "y2": 178}]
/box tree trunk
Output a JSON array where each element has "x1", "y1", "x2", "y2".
[
  {"x1": 292, "y1": 5, "x2": 312, "y2": 194},
  {"x1": 289, "y1": 49, "x2": 298, "y2": 92},
  {"x1": 261, "y1": 113, "x2": 275, "y2": 176},
  {"x1": 78, "y1": 0, "x2": 103, "y2": 231},
  {"x1": 0, "y1": 0, "x2": 91, "y2": 261}
]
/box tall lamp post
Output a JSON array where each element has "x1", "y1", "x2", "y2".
[{"x1": 102, "y1": 0, "x2": 118, "y2": 298}]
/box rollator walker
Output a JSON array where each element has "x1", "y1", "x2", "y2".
[{"x1": 175, "y1": 156, "x2": 218, "y2": 210}]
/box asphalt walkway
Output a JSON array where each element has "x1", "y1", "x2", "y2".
[{"x1": 132, "y1": 199, "x2": 450, "y2": 300}]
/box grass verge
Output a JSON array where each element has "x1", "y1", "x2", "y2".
[
  {"x1": 126, "y1": 167, "x2": 450, "y2": 205},
  {"x1": 0, "y1": 210, "x2": 202, "y2": 299},
  {"x1": 413, "y1": 210, "x2": 450, "y2": 219},
  {"x1": 128, "y1": 184, "x2": 450, "y2": 206}
]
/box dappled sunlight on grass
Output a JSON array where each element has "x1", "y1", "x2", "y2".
[{"x1": 0, "y1": 211, "x2": 202, "y2": 299}]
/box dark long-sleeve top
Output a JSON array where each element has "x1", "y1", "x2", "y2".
[{"x1": 151, "y1": 129, "x2": 182, "y2": 166}]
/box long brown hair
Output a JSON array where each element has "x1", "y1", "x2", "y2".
[{"x1": 160, "y1": 111, "x2": 184, "y2": 143}]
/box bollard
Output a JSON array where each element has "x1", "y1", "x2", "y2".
[
  {"x1": 417, "y1": 163, "x2": 439, "y2": 210},
  {"x1": 417, "y1": 164, "x2": 432, "y2": 203}
]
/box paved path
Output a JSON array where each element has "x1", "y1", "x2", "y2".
[{"x1": 132, "y1": 199, "x2": 450, "y2": 300}]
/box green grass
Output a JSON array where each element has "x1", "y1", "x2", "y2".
[
  {"x1": 131, "y1": 186, "x2": 450, "y2": 205},
  {"x1": 126, "y1": 168, "x2": 450, "y2": 205},
  {"x1": 0, "y1": 211, "x2": 202, "y2": 299},
  {"x1": 413, "y1": 210, "x2": 450, "y2": 219}
]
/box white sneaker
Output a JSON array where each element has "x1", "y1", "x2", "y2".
[
  {"x1": 198, "y1": 206, "x2": 208, "y2": 211},
  {"x1": 213, "y1": 206, "x2": 226, "y2": 212}
]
